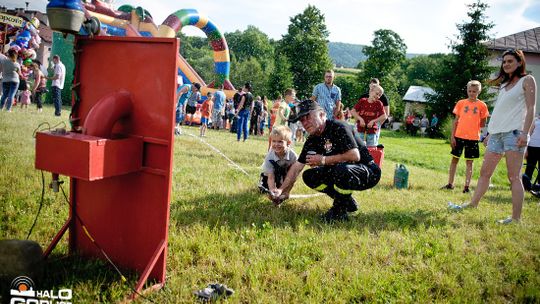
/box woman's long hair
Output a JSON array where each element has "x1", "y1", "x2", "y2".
[{"x1": 491, "y1": 49, "x2": 527, "y2": 87}]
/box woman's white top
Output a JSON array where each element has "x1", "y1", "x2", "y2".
[
  {"x1": 488, "y1": 76, "x2": 528, "y2": 134},
  {"x1": 528, "y1": 118, "x2": 540, "y2": 147}
]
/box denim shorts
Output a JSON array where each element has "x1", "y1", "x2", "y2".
[
  {"x1": 487, "y1": 130, "x2": 526, "y2": 154},
  {"x1": 358, "y1": 132, "x2": 378, "y2": 147}
]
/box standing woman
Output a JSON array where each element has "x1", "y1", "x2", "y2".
[
  {"x1": 235, "y1": 82, "x2": 254, "y2": 142},
  {"x1": 450, "y1": 49, "x2": 537, "y2": 224},
  {"x1": 31, "y1": 61, "x2": 47, "y2": 113},
  {"x1": 0, "y1": 49, "x2": 22, "y2": 112}
]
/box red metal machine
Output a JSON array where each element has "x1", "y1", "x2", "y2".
[{"x1": 35, "y1": 36, "x2": 178, "y2": 298}]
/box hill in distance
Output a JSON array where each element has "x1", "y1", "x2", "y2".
[{"x1": 328, "y1": 42, "x2": 424, "y2": 68}]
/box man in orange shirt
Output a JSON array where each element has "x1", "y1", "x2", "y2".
[
  {"x1": 200, "y1": 92, "x2": 213, "y2": 137},
  {"x1": 442, "y1": 80, "x2": 489, "y2": 193}
]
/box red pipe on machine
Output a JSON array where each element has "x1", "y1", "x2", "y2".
[{"x1": 83, "y1": 90, "x2": 133, "y2": 138}]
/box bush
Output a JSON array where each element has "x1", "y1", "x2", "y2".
[{"x1": 441, "y1": 116, "x2": 454, "y2": 142}]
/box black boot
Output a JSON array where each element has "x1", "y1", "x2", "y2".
[
  {"x1": 335, "y1": 195, "x2": 358, "y2": 212},
  {"x1": 321, "y1": 203, "x2": 349, "y2": 223}
]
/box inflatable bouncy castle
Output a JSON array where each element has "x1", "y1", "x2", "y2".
[
  {"x1": 47, "y1": 0, "x2": 236, "y2": 97},
  {"x1": 2, "y1": 13, "x2": 42, "y2": 76}
]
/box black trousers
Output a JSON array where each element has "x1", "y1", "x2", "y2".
[
  {"x1": 302, "y1": 162, "x2": 381, "y2": 199},
  {"x1": 249, "y1": 115, "x2": 259, "y2": 135},
  {"x1": 525, "y1": 146, "x2": 540, "y2": 181}
]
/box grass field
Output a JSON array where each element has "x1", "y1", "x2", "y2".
[{"x1": 1, "y1": 105, "x2": 539, "y2": 303}]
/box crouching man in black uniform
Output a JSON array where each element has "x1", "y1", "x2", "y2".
[{"x1": 271, "y1": 100, "x2": 381, "y2": 222}]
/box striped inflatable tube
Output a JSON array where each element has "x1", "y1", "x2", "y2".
[{"x1": 157, "y1": 9, "x2": 233, "y2": 90}]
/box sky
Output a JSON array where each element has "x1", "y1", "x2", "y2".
[{"x1": 6, "y1": 0, "x2": 540, "y2": 54}]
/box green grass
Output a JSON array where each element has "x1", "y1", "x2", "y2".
[{"x1": 1, "y1": 105, "x2": 540, "y2": 303}]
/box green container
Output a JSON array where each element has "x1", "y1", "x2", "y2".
[{"x1": 393, "y1": 164, "x2": 409, "y2": 189}]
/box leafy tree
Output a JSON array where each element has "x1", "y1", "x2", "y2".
[
  {"x1": 400, "y1": 54, "x2": 447, "y2": 88},
  {"x1": 334, "y1": 75, "x2": 360, "y2": 109},
  {"x1": 267, "y1": 54, "x2": 294, "y2": 99},
  {"x1": 225, "y1": 26, "x2": 274, "y2": 69},
  {"x1": 177, "y1": 33, "x2": 217, "y2": 84},
  {"x1": 281, "y1": 5, "x2": 333, "y2": 97},
  {"x1": 426, "y1": 0, "x2": 494, "y2": 121},
  {"x1": 231, "y1": 57, "x2": 268, "y2": 97},
  {"x1": 360, "y1": 29, "x2": 407, "y2": 82},
  {"x1": 357, "y1": 29, "x2": 407, "y2": 119},
  {"x1": 178, "y1": 34, "x2": 211, "y2": 59}
]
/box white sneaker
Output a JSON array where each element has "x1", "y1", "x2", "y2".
[
  {"x1": 447, "y1": 202, "x2": 470, "y2": 211},
  {"x1": 497, "y1": 217, "x2": 518, "y2": 225}
]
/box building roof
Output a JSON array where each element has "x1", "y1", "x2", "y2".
[
  {"x1": 485, "y1": 27, "x2": 540, "y2": 54},
  {"x1": 402, "y1": 86, "x2": 435, "y2": 103}
]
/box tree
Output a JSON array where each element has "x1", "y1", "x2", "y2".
[
  {"x1": 360, "y1": 29, "x2": 407, "y2": 82},
  {"x1": 281, "y1": 5, "x2": 333, "y2": 98},
  {"x1": 357, "y1": 29, "x2": 407, "y2": 118},
  {"x1": 177, "y1": 34, "x2": 219, "y2": 84},
  {"x1": 225, "y1": 26, "x2": 274, "y2": 69},
  {"x1": 400, "y1": 54, "x2": 447, "y2": 89},
  {"x1": 267, "y1": 54, "x2": 294, "y2": 99},
  {"x1": 334, "y1": 75, "x2": 360, "y2": 109},
  {"x1": 231, "y1": 57, "x2": 268, "y2": 97},
  {"x1": 427, "y1": 0, "x2": 494, "y2": 121}
]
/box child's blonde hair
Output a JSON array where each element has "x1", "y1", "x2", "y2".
[
  {"x1": 270, "y1": 125, "x2": 292, "y2": 143},
  {"x1": 467, "y1": 80, "x2": 482, "y2": 91},
  {"x1": 370, "y1": 84, "x2": 384, "y2": 95}
]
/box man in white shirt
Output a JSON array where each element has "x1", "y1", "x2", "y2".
[{"x1": 48, "y1": 55, "x2": 65, "y2": 116}]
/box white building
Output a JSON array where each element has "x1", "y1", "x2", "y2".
[{"x1": 402, "y1": 85, "x2": 435, "y2": 118}]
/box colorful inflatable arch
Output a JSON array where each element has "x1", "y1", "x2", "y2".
[{"x1": 48, "y1": 0, "x2": 236, "y2": 98}]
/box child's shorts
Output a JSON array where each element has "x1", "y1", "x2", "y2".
[
  {"x1": 201, "y1": 117, "x2": 209, "y2": 126},
  {"x1": 451, "y1": 137, "x2": 479, "y2": 159},
  {"x1": 186, "y1": 105, "x2": 196, "y2": 115},
  {"x1": 487, "y1": 130, "x2": 526, "y2": 154},
  {"x1": 358, "y1": 132, "x2": 378, "y2": 147}
]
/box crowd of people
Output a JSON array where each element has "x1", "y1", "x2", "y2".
[
  {"x1": 172, "y1": 50, "x2": 538, "y2": 224},
  {"x1": 2, "y1": 46, "x2": 537, "y2": 224},
  {"x1": 0, "y1": 50, "x2": 65, "y2": 115},
  {"x1": 405, "y1": 113, "x2": 439, "y2": 137}
]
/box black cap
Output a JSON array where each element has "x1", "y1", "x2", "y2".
[{"x1": 288, "y1": 99, "x2": 321, "y2": 123}]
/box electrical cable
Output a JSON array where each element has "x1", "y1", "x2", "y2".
[
  {"x1": 183, "y1": 130, "x2": 323, "y2": 199},
  {"x1": 26, "y1": 171, "x2": 46, "y2": 240},
  {"x1": 32, "y1": 121, "x2": 67, "y2": 138},
  {"x1": 27, "y1": 120, "x2": 69, "y2": 238}
]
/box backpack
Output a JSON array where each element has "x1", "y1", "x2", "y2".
[{"x1": 253, "y1": 101, "x2": 262, "y2": 116}]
